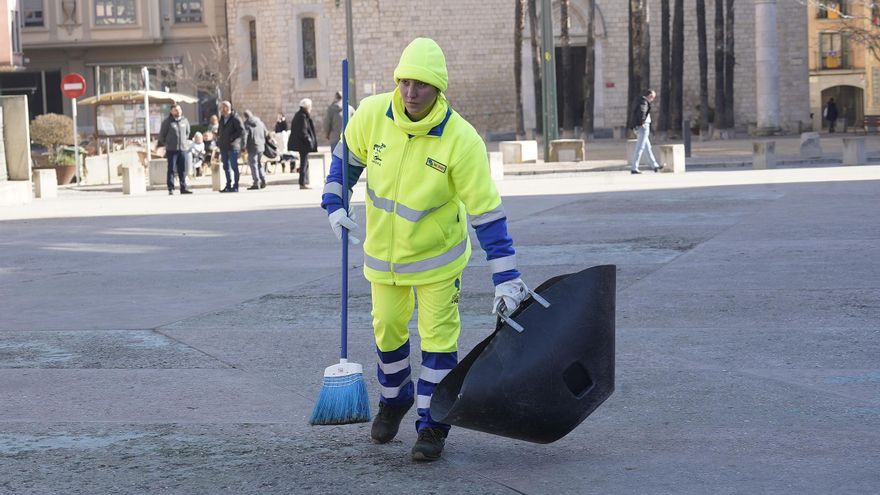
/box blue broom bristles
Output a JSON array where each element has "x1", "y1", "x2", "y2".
[{"x1": 309, "y1": 372, "x2": 372, "y2": 425}]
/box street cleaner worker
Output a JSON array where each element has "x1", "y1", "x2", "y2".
[{"x1": 321, "y1": 38, "x2": 535, "y2": 462}]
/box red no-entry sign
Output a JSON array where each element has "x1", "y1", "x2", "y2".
[{"x1": 61, "y1": 73, "x2": 87, "y2": 99}]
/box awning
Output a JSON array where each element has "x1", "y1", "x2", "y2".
[{"x1": 78, "y1": 90, "x2": 198, "y2": 105}]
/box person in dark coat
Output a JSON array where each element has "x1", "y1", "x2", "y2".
[
  {"x1": 217, "y1": 100, "x2": 245, "y2": 192},
  {"x1": 158, "y1": 104, "x2": 192, "y2": 195},
  {"x1": 824, "y1": 98, "x2": 839, "y2": 133},
  {"x1": 274, "y1": 113, "x2": 288, "y2": 133},
  {"x1": 629, "y1": 89, "x2": 662, "y2": 174},
  {"x1": 288, "y1": 98, "x2": 317, "y2": 189}
]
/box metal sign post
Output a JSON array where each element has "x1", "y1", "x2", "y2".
[
  {"x1": 142, "y1": 67, "x2": 151, "y2": 155},
  {"x1": 60, "y1": 73, "x2": 87, "y2": 185},
  {"x1": 540, "y1": 0, "x2": 559, "y2": 161}
]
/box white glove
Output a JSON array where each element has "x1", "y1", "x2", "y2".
[
  {"x1": 328, "y1": 208, "x2": 360, "y2": 244},
  {"x1": 493, "y1": 277, "x2": 529, "y2": 316}
]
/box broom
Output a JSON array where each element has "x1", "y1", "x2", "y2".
[{"x1": 309, "y1": 59, "x2": 371, "y2": 425}]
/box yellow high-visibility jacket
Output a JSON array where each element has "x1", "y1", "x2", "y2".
[{"x1": 327, "y1": 90, "x2": 504, "y2": 286}]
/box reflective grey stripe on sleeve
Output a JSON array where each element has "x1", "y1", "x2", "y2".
[
  {"x1": 416, "y1": 394, "x2": 432, "y2": 409},
  {"x1": 488, "y1": 254, "x2": 517, "y2": 273},
  {"x1": 323, "y1": 181, "x2": 343, "y2": 198},
  {"x1": 364, "y1": 253, "x2": 392, "y2": 272},
  {"x1": 333, "y1": 141, "x2": 366, "y2": 168},
  {"x1": 394, "y1": 238, "x2": 468, "y2": 274},
  {"x1": 469, "y1": 205, "x2": 506, "y2": 227}
]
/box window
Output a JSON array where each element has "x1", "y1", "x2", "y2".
[
  {"x1": 95, "y1": 0, "x2": 137, "y2": 25},
  {"x1": 175, "y1": 0, "x2": 202, "y2": 23},
  {"x1": 11, "y1": 10, "x2": 21, "y2": 52},
  {"x1": 97, "y1": 65, "x2": 176, "y2": 94},
  {"x1": 22, "y1": 0, "x2": 43, "y2": 28},
  {"x1": 249, "y1": 20, "x2": 258, "y2": 81},
  {"x1": 301, "y1": 17, "x2": 317, "y2": 79},
  {"x1": 820, "y1": 32, "x2": 849, "y2": 70},
  {"x1": 816, "y1": 1, "x2": 846, "y2": 19},
  {"x1": 873, "y1": 4, "x2": 880, "y2": 26}
]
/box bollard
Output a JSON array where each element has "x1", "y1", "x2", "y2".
[
  {"x1": 488, "y1": 151, "x2": 504, "y2": 181},
  {"x1": 658, "y1": 144, "x2": 686, "y2": 173},
  {"x1": 683, "y1": 119, "x2": 692, "y2": 158},
  {"x1": 842, "y1": 137, "x2": 866, "y2": 165},
  {"x1": 753, "y1": 141, "x2": 776, "y2": 169},
  {"x1": 34, "y1": 169, "x2": 58, "y2": 198},
  {"x1": 122, "y1": 165, "x2": 146, "y2": 195}
]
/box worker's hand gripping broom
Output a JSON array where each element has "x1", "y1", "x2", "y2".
[{"x1": 309, "y1": 59, "x2": 371, "y2": 425}]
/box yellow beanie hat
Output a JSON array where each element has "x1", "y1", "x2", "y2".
[{"x1": 393, "y1": 38, "x2": 448, "y2": 92}]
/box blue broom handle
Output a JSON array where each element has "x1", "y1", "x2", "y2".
[{"x1": 340, "y1": 59, "x2": 350, "y2": 361}]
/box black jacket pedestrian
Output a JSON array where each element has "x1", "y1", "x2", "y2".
[
  {"x1": 288, "y1": 108, "x2": 317, "y2": 153},
  {"x1": 631, "y1": 96, "x2": 652, "y2": 129},
  {"x1": 825, "y1": 100, "x2": 838, "y2": 122},
  {"x1": 218, "y1": 111, "x2": 245, "y2": 152},
  {"x1": 274, "y1": 118, "x2": 288, "y2": 133}
]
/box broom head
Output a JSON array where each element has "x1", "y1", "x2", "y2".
[{"x1": 309, "y1": 360, "x2": 371, "y2": 425}]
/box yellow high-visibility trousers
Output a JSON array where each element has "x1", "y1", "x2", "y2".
[{"x1": 371, "y1": 274, "x2": 462, "y2": 353}]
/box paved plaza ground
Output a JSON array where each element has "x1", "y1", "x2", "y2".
[{"x1": 1, "y1": 153, "x2": 879, "y2": 493}]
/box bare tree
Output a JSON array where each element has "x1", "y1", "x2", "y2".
[
  {"x1": 628, "y1": 0, "x2": 651, "y2": 129},
  {"x1": 670, "y1": 0, "x2": 684, "y2": 137},
  {"x1": 724, "y1": 0, "x2": 735, "y2": 129},
  {"x1": 714, "y1": 0, "x2": 725, "y2": 130},
  {"x1": 515, "y1": 0, "x2": 526, "y2": 137},
  {"x1": 561, "y1": 0, "x2": 574, "y2": 135},
  {"x1": 582, "y1": 0, "x2": 596, "y2": 137},
  {"x1": 696, "y1": 0, "x2": 710, "y2": 135},
  {"x1": 659, "y1": 0, "x2": 671, "y2": 133},
  {"x1": 177, "y1": 35, "x2": 239, "y2": 107},
  {"x1": 528, "y1": 0, "x2": 543, "y2": 134}
]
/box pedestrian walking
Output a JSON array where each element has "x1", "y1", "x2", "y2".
[
  {"x1": 629, "y1": 89, "x2": 663, "y2": 174},
  {"x1": 289, "y1": 98, "x2": 317, "y2": 189},
  {"x1": 824, "y1": 97, "x2": 839, "y2": 133},
  {"x1": 320, "y1": 37, "x2": 536, "y2": 462},
  {"x1": 243, "y1": 110, "x2": 268, "y2": 190},
  {"x1": 324, "y1": 91, "x2": 355, "y2": 151},
  {"x1": 217, "y1": 101, "x2": 244, "y2": 192},
  {"x1": 158, "y1": 104, "x2": 192, "y2": 195}
]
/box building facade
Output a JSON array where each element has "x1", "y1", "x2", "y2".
[
  {"x1": 14, "y1": 0, "x2": 227, "y2": 132},
  {"x1": 0, "y1": 0, "x2": 25, "y2": 72},
  {"x1": 807, "y1": 0, "x2": 880, "y2": 130},
  {"x1": 225, "y1": 0, "x2": 810, "y2": 144}
]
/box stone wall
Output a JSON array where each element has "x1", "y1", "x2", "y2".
[{"x1": 226, "y1": 0, "x2": 810, "y2": 137}]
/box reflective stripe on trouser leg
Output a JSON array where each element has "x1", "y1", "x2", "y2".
[
  {"x1": 371, "y1": 282, "x2": 416, "y2": 405},
  {"x1": 413, "y1": 274, "x2": 462, "y2": 432},
  {"x1": 376, "y1": 340, "x2": 414, "y2": 407},
  {"x1": 416, "y1": 351, "x2": 458, "y2": 432}
]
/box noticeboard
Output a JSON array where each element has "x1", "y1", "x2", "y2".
[{"x1": 96, "y1": 102, "x2": 172, "y2": 137}]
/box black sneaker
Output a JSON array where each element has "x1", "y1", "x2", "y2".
[
  {"x1": 180, "y1": 189, "x2": 193, "y2": 194},
  {"x1": 411, "y1": 427, "x2": 447, "y2": 462},
  {"x1": 220, "y1": 186, "x2": 232, "y2": 193},
  {"x1": 259, "y1": 180, "x2": 266, "y2": 189},
  {"x1": 370, "y1": 399, "x2": 413, "y2": 444},
  {"x1": 247, "y1": 184, "x2": 260, "y2": 190},
  {"x1": 168, "y1": 190, "x2": 174, "y2": 195}
]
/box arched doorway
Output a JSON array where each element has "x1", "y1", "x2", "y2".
[{"x1": 820, "y1": 85, "x2": 863, "y2": 130}]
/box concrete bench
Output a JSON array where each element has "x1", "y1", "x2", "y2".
[
  {"x1": 499, "y1": 140, "x2": 538, "y2": 164},
  {"x1": 549, "y1": 139, "x2": 585, "y2": 162},
  {"x1": 842, "y1": 137, "x2": 866, "y2": 165},
  {"x1": 753, "y1": 141, "x2": 776, "y2": 169},
  {"x1": 34, "y1": 168, "x2": 57, "y2": 198},
  {"x1": 658, "y1": 144, "x2": 686, "y2": 173},
  {"x1": 799, "y1": 132, "x2": 822, "y2": 158},
  {"x1": 488, "y1": 151, "x2": 504, "y2": 181},
  {"x1": 122, "y1": 165, "x2": 146, "y2": 195}
]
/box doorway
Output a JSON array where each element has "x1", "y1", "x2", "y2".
[{"x1": 820, "y1": 85, "x2": 863, "y2": 129}]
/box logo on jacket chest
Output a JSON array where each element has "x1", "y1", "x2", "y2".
[
  {"x1": 371, "y1": 143, "x2": 387, "y2": 166},
  {"x1": 426, "y1": 157, "x2": 447, "y2": 174}
]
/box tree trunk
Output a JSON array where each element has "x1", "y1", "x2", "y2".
[
  {"x1": 515, "y1": 0, "x2": 525, "y2": 137},
  {"x1": 696, "y1": 0, "x2": 710, "y2": 135},
  {"x1": 582, "y1": 0, "x2": 596, "y2": 136},
  {"x1": 528, "y1": 0, "x2": 543, "y2": 134},
  {"x1": 724, "y1": 0, "x2": 735, "y2": 129},
  {"x1": 560, "y1": 0, "x2": 574, "y2": 135},
  {"x1": 670, "y1": 0, "x2": 684, "y2": 137},
  {"x1": 714, "y1": 0, "x2": 725, "y2": 129},
  {"x1": 628, "y1": 0, "x2": 650, "y2": 130},
  {"x1": 659, "y1": 0, "x2": 671, "y2": 133}
]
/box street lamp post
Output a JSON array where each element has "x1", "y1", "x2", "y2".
[{"x1": 142, "y1": 67, "x2": 151, "y2": 155}]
